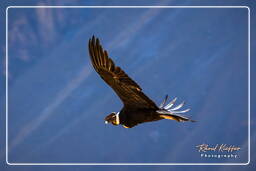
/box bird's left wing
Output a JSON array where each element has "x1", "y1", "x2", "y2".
[{"x1": 88, "y1": 36, "x2": 158, "y2": 109}]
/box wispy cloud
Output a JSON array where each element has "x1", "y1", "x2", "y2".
[
  {"x1": 8, "y1": 16, "x2": 38, "y2": 62},
  {"x1": 26, "y1": 93, "x2": 112, "y2": 158},
  {"x1": 35, "y1": 3, "x2": 57, "y2": 46},
  {"x1": 107, "y1": 7, "x2": 164, "y2": 50},
  {"x1": 5, "y1": 8, "x2": 109, "y2": 156},
  {"x1": 8, "y1": 64, "x2": 92, "y2": 154}
]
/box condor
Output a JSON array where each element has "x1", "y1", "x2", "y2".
[{"x1": 88, "y1": 36, "x2": 195, "y2": 128}]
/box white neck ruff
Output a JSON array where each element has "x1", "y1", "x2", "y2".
[{"x1": 115, "y1": 112, "x2": 120, "y2": 125}]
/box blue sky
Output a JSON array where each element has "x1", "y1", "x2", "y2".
[{"x1": 0, "y1": 0, "x2": 256, "y2": 171}]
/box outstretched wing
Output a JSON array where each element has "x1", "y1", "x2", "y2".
[{"x1": 88, "y1": 36, "x2": 158, "y2": 109}]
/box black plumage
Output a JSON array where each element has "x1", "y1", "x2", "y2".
[{"x1": 88, "y1": 36, "x2": 195, "y2": 128}]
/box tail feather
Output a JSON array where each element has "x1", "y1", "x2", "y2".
[
  {"x1": 158, "y1": 95, "x2": 196, "y2": 122},
  {"x1": 159, "y1": 95, "x2": 168, "y2": 109},
  {"x1": 164, "y1": 97, "x2": 177, "y2": 109}
]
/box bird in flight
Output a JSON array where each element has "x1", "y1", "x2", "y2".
[{"x1": 88, "y1": 36, "x2": 195, "y2": 128}]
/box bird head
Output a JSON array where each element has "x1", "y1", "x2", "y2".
[{"x1": 105, "y1": 112, "x2": 120, "y2": 125}]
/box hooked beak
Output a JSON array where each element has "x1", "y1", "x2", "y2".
[{"x1": 105, "y1": 121, "x2": 108, "y2": 124}]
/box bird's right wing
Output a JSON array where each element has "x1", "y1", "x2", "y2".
[{"x1": 88, "y1": 36, "x2": 158, "y2": 109}]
